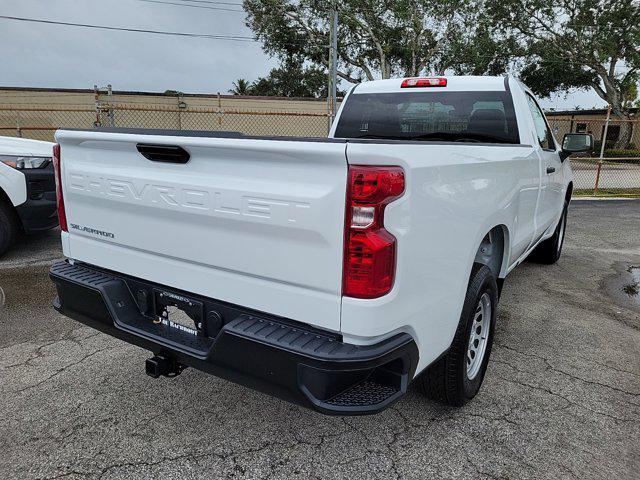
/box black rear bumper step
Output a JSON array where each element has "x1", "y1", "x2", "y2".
[{"x1": 50, "y1": 261, "x2": 418, "y2": 415}]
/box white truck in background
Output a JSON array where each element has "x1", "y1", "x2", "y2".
[
  {"x1": 49, "y1": 76, "x2": 593, "y2": 415},
  {"x1": 0, "y1": 136, "x2": 58, "y2": 256}
]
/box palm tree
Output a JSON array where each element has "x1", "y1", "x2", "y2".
[{"x1": 229, "y1": 79, "x2": 252, "y2": 95}]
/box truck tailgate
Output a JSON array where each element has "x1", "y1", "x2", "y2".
[{"x1": 55, "y1": 130, "x2": 348, "y2": 332}]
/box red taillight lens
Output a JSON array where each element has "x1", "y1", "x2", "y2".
[
  {"x1": 350, "y1": 168, "x2": 405, "y2": 204},
  {"x1": 52, "y1": 143, "x2": 68, "y2": 232},
  {"x1": 401, "y1": 77, "x2": 447, "y2": 88},
  {"x1": 343, "y1": 166, "x2": 405, "y2": 299}
]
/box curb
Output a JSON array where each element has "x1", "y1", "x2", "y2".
[{"x1": 573, "y1": 197, "x2": 640, "y2": 201}]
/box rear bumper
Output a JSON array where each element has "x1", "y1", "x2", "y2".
[
  {"x1": 50, "y1": 261, "x2": 418, "y2": 415},
  {"x1": 15, "y1": 165, "x2": 58, "y2": 233}
]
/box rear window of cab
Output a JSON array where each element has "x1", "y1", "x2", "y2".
[{"x1": 334, "y1": 91, "x2": 519, "y2": 144}]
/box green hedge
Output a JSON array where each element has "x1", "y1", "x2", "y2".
[
  {"x1": 574, "y1": 188, "x2": 640, "y2": 198},
  {"x1": 603, "y1": 149, "x2": 640, "y2": 158}
]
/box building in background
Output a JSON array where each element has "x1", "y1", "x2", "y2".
[{"x1": 545, "y1": 108, "x2": 639, "y2": 150}]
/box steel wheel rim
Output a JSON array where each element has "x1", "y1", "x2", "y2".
[{"x1": 467, "y1": 292, "x2": 491, "y2": 380}]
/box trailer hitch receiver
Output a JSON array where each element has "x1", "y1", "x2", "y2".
[{"x1": 145, "y1": 354, "x2": 186, "y2": 378}]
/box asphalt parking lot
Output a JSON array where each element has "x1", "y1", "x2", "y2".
[{"x1": 1, "y1": 200, "x2": 638, "y2": 480}]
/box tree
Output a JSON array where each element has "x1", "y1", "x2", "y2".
[
  {"x1": 251, "y1": 59, "x2": 332, "y2": 97},
  {"x1": 230, "y1": 59, "x2": 339, "y2": 98},
  {"x1": 489, "y1": 0, "x2": 640, "y2": 148},
  {"x1": 229, "y1": 78, "x2": 252, "y2": 95},
  {"x1": 243, "y1": 0, "x2": 482, "y2": 82},
  {"x1": 442, "y1": 15, "x2": 523, "y2": 76}
]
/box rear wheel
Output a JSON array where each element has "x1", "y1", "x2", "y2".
[
  {"x1": 0, "y1": 200, "x2": 19, "y2": 257},
  {"x1": 416, "y1": 264, "x2": 498, "y2": 406},
  {"x1": 530, "y1": 200, "x2": 568, "y2": 264}
]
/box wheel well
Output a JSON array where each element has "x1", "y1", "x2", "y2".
[
  {"x1": 0, "y1": 186, "x2": 12, "y2": 207},
  {"x1": 0, "y1": 186, "x2": 18, "y2": 214},
  {"x1": 473, "y1": 225, "x2": 507, "y2": 280},
  {"x1": 566, "y1": 182, "x2": 573, "y2": 201}
]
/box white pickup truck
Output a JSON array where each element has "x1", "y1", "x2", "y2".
[{"x1": 50, "y1": 76, "x2": 593, "y2": 415}]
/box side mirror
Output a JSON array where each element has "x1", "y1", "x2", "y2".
[{"x1": 560, "y1": 133, "x2": 594, "y2": 161}]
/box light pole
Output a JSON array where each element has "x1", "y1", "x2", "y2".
[{"x1": 328, "y1": 8, "x2": 338, "y2": 127}]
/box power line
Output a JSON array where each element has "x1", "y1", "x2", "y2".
[
  {"x1": 174, "y1": 0, "x2": 244, "y2": 5},
  {"x1": 134, "y1": 0, "x2": 244, "y2": 12},
  {"x1": 0, "y1": 14, "x2": 328, "y2": 48},
  {"x1": 0, "y1": 15, "x2": 257, "y2": 41}
]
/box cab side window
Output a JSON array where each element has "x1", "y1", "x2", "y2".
[{"x1": 526, "y1": 94, "x2": 555, "y2": 150}]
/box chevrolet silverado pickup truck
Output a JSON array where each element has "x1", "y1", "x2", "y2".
[
  {"x1": 0, "y1": 136, "x2": 58, "y2": 256},
  {"x1": 49, "y1": 76, "x2": 593, "y2": 415}
]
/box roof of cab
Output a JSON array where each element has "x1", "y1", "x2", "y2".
[{"x1": 352, "y1": 76, "x2": 509, "y2": 94}]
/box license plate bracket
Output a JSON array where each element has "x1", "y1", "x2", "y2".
[{"x1": 154, "y1": 289, "x2": 204, "y2": 336}]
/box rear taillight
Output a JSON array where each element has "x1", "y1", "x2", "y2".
[
  {"x1": 401, "y1": 77, "x2": 447, "y2": 88},
  {"x1": 343, "y1": 166, "x2": 405, "y2": 298},
  {"x1": 52, "y1": 143, "x2": 68, "y2": 232}
]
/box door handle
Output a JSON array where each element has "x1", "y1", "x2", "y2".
[{"x1": 546, "y1": 166, "x2": 556, "y2": 174}]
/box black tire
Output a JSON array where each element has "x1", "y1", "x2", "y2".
[
  {"x1": 416, "y1": 263, "x2": 498, "y2": 407},
  {"x1": 0, "y1": 200, "x2": 19, "y2": 257},
  {"x1": 530, "y1": 200, "x2": 568, "y2": 265}
]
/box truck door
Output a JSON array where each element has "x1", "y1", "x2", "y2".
[{"x1": 525, "y1": 93, "x2": 564, "y2": 240}]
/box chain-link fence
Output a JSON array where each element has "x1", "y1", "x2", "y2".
[
  {"x1": 1, "y1": 101, "x2": 638, "y2": 197},
  {"x1": 0, "y1": 102, "x2": 331, "y2": 141},
  {"x1": 0, "y1": 106, "x2": 96, "y2": 142},
  {"x1": 547, "y1": 118, "x2": 640, "y2": 197}
]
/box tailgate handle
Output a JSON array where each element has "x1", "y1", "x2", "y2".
[{"x1": 137, "y1": 144, "x2": 190, "y2": 164}]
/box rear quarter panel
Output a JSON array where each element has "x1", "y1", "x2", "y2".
[{"x1": 341, "y1": 142, "x2": 537, "y2": 373}]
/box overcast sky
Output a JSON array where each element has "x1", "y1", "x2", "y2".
[{"x1": 0, "y1": 0, "x2": 607, "y2": 110}]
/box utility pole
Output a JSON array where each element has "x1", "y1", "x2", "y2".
[
  {"x1": 328, "y1": 8, "x2": 338, "y2": 127},
  {"x1": 594, "y1": 105, "x2": 612, "y2": 195},
  {"x1": 106, "y1": 84, "x2": 115, "y2": 127},
  {"x1": 94, "y1": 84, "x2": 115, "y2": 127}
]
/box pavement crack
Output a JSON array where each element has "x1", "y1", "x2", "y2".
[
  {"x1": 493, "y1": 359, "x2": 633, "y2": 422},
  {"x1": 15, "y1": 345, "x2": 118, "y2": 394},
  {"x1": 496, "y1": 343, "x2": 640, "y2": 400}
]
